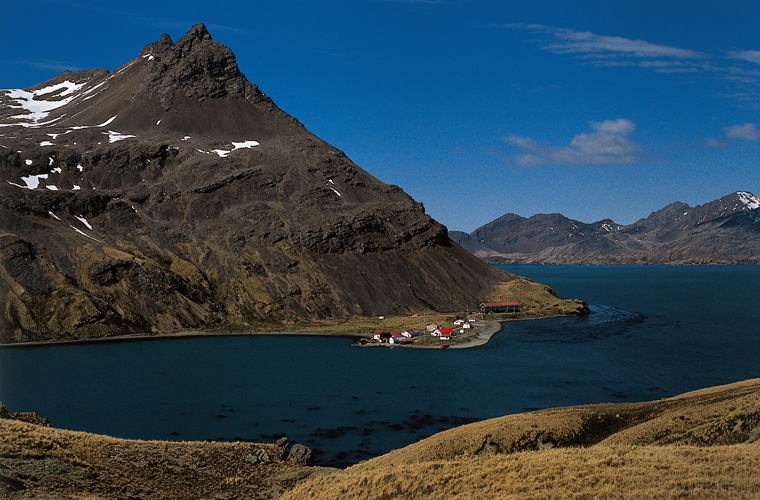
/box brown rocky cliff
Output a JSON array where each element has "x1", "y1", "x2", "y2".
[{"x1": 0, "y1": 24, "x2": 533, "y2": 343}]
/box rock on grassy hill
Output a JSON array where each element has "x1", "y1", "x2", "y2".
[
  {"x1": 2, "y1": 379, "x2": 760, "y2": 499},
  {"x1": 0, "y1": 24, "x2": 585, "y2": 343}
]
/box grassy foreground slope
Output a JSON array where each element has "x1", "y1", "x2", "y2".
[
  {"x1": 2, "y1": 379, "x2": 759, "y2": 499},
  {"x1": 285, "y1": 379, "x2": 760, "y2": 500}
]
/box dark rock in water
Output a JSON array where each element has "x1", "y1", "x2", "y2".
[
  {"x1": 0, "y1": 402, "x2": 9, "y2": 419},
  {"x1": 288, "y1": 443, "x2": 314, "y2": 466}
]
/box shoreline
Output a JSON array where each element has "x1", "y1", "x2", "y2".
[
  {"x1": 0, "y1": 312, "x2": 577, "y2": 350},
  {"x1": 0, "y1": 324, "x2": 504, "y2": 350},
  {"x1": 0, "y1": 329, "x2": 365, "y2": 350}
]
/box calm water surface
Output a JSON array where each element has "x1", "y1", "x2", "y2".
[{"x1": 1, "y1": 265, "x2": 758, "y2": 466}]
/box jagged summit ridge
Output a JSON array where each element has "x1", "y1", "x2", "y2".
[
  {"x1": 137, "y1": 23, "x2": 262, "y2": 107},
  {"x1": 0, "y1": 23, "x2": 281, "y2": 136}
]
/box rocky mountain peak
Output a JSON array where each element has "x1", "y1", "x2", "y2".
[
  {"x1": 136, "y1": 23, "x2": 253, "y2": 107},
  {"x1": 179, "y1": 23, "x2": 213, "y2": 46},
  {"x1": 0, "y1": 25, "x2": 539, "y2": 343}
]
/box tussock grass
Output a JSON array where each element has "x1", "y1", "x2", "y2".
[
  {"x1": 486, "y1": 278, "x2": 588, "y2": 314},
  {"x1": 8, "y1": 380, "x2": 758, "y2": 499},
  {"x1": 283, "y1": 379, "x2": 760, "y2": 500},
  {"x1": 284, "y1": 444, "x2": 760, "y2": 500},
  {"x1": 0, "y1": 419, "x2": 331, "y2": 499}
]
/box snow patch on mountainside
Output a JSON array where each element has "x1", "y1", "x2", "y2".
[
  {"x1": 0, "y1": 81, "x2": 86, "y2": 126},
  {"x1": 211, "y1": 140, "x2": 260, "y2": 157},
  {"x1": 105, "y1": 130, "x2": 136, "y2": 143}
]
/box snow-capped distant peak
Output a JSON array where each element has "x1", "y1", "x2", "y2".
[{"x1": 737, "y1": 191, "x2": 760, "y2": 210}]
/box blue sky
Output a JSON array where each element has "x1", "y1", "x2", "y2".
[{"x1": 3, "y1": 1, "x2": 760, "y2": 231}]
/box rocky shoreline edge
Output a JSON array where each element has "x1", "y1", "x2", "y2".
[{"x1": 0, "y1": 312, "x2": 585, "y2": 350}]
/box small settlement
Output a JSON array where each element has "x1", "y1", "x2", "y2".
[{"x1": 359, "y1": 301, "x2": 520, "y2": 347}]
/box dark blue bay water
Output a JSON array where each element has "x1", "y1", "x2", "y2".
[{"x1": 1, "y1": 265, "x2": 759, "y2": 467}]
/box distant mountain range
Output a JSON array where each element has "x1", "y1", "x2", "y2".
[{"x1": 451, "y1": 191, "x2": 760, "y2": 265}]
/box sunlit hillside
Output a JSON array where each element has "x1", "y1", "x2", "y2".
[{"x1": 2, "y1": 379, "x2": 759, "y2": 499}]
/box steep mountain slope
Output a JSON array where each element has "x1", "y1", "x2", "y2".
[
  {"x1": 0, "y1": 25, "x2": 584, "y2": 343},
  {"x1": 453, "y1": 191, "x2": 760, "y2": 264}
]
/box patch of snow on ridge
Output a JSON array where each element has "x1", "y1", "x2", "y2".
[
  {"x1": 104, "y1": 131, "x2": 136, "y2": 143},
  {"x1": 25, "y1": 159, "x2": 32, "y2": 166},
  {"x1": 40, "y1": 141, "x2": 54, "y2": 146},
  {"x1": 18, "y1": 173, "x2": 48, "y2": 189},
  {"x1": 738, "y1": 191, "x2": 760, "y2": 210},
  {"x1": 35, "y1": 80, "x2": 87, "y2": 98},
  {"x1": 82, "y1": 80, "x2": 107, "y2": 98},
  {"x1": 1, "y1": 81, "x2": 86, "y2": 126},
  {"x1": 330, "y1": 187, "x2": 342, "y2": 197},
  {"x1": 211, "y1": 141, "x2": 260, "y2": 157},
  {"x1": 75, "y1": 216, "x2": 93, "y2": 230},
  {"x1": 70, "y1": 225, "x2": 102, "y2": 242},
  {"x1": 97, "y1": 116, "x2": 117, "y2": 127}
]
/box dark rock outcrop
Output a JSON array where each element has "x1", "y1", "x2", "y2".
[
  {"x1": 288, "y1": 443, "x2": 315, "y2": 466},
  {"x1": 0, "y1": 402, "x2": 51, "y2": 427}
]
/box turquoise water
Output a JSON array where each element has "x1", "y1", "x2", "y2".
[{"x1": 1, "y1": 265, "x2": 758, "y2": 466}]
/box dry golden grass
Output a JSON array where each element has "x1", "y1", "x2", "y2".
[
  {"x1": 284, "y1": 444, "x2": 760, "y2": 500},
  {"x1": 6, "y1": 379, "x2": 758, "y2": 499},
  {"x1": 0, "y1": 419, "x2": 332, "y2": 499},
  {"x1": 486, "y1": 278, "x2": 588, "y2": 314},
  {"x1": 282, "y1": 379, "x2": 760, "y2": 500}
]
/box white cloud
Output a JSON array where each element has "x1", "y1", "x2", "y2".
[
  {"x1": 729, "y1": 50, "x2": 760, "y2": 65},
  {"x1": 14, "y1": 60, "x2": 82, "y2": 72},
  {"x1": 506, "y1": 24, "x2": 705, "y2": 61},
  {"x1": 704, "y1": 138, "x2": 728, "y2": 149},
  {"x1": 505, "y1": 119, "x2": 645, "y2": 167},
  {"x1": 505, "y1": 23, "x2": 760, "y2": 106},
  {"x1": 724, "y1": 123, "x2": 760, "y2": 141},
  {"x1": 589, "y1": 118, "x2": 636, "y2": 135}
]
